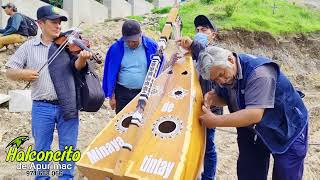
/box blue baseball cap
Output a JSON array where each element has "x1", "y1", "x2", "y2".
[{"x1": 37, "y1": 5, "x2": 67, "y2": 21}]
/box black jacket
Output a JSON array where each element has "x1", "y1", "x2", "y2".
[{"x1": 48, "y1": 43, "x2": 88, "y2": 120}]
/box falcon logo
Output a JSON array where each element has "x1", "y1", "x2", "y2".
[{"x1": 6, "y1": 136, "x2": 29, "y2": 149}]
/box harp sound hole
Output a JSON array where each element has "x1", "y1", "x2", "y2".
[
  {"x1": 168, "y1": 70, "x2": 173, "y2": 74},
  {"x1": 159, "y1": 121, "x2": 176, "y2": 133},
  {"x1": 122, "y1": 116, "x2": 132, "y2": 128},
  {"x1": 181, "y1": 71, "x2": 188, "y2": 75},
  {"x1": 174, "y1": 91, "x2": 182, "y2": 95}
]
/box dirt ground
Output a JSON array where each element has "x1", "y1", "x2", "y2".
[{"x1": 0, "y1": 12, "x2": 319, "y2": 180}]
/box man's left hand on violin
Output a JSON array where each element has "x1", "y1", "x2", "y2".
[
  {"x1": 75, "y1": 50, "x2": 93, "y2": 71},
  {"x1": 79, "y1": 50, "x2": 93, "y2": 62}
]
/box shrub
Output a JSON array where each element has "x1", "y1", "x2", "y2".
[
  {"x1": 225, "y1": 3, "x2": 236, "y2": 17},
  {"x1": 152, "y1": 7, "x2": 172, "y2": 14},
  {"x1": 200, "y1": 0, "x2": 214, "y2": 4}
]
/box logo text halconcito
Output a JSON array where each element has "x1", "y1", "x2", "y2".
[{"x1": 6, "y1": 145, "x2": 81, "y2": 162}]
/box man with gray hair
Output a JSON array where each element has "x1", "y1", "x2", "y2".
[
  {"x1": 198, "y1": 46, "x2": 234, "y2": 81},
  {"x1": 178, "y1": 43, "x2": 308, "y2": 179}
]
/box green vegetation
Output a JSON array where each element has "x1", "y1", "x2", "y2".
[
  {"x1": 200, "y1": 0, "x2": 214, "y2": 4},
  {"x1": 127, "y1": 16, "x2": 145, "y2": 22},
  {"x1": 179, "y1": 0, "x2": 320, "y2": 37},
  {"x1": 152, "y1": 6, "x2": 172, "y2": 14},
  {"x1": 158, "y1": 17, "x2": 167, "y2": 33},
  {"x1": 49, "y1": 0, "x2": 63, "y2": 8}
]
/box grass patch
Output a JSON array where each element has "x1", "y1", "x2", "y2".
[
  {"x1": 158, "y1": 17, "x2": 167, "y2": 32},
  {"x1": 127, "y1": 15, "x2": 144, "y2": 22},
  {"x1": 152, "y1": 6, "x2": 172, "y2": 14},
  {"x1": 177, "y1": 0, "x2": 320, "y2": 36}
]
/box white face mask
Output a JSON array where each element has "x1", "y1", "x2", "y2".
[{"x1": 194, "y1": 32, "x2": 209, "y2": 46}]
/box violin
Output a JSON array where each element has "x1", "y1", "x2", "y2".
[
  {"x1": 24, "y1": 28, "x2": 102, "y2": 89},
  {"x1": 54, "y1": 30, "x2": 103, "y2": 64}
]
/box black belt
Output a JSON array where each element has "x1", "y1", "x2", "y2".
[
  {"x1": 116, "y1": 84, "x2": 141, "y2": 93},
  {"x1": 34, "y1": 100, "x2": 59, "y2": 105}
]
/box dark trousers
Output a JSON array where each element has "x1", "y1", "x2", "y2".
[
  {"x1": 114, "y1": 83, "x2": 141, "y2": 114},
  {"x1": 237, "y1": 125, "x2": 308, "y2": 180},
  {"x1": 201, "y1": 107, "x2": 223, "y2": 180}
]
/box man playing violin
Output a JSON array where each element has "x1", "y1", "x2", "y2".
[{"x1": 6, "y1": 5, "x2": 92, "y2": 179}]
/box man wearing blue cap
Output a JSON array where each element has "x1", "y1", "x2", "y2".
[
  {"x1": 103, "y1": 19, "x2": 162, "y2": 114},
  {"x1": 6, "y1": 5, "x2": 92, "y2": 179}
]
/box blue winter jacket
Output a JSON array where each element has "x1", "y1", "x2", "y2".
[
  {"x1": 102, "y1": 36, "x2": 161, "y2": 98},
  {"x1": 218, "y1": 54, "x2": 308, "y2": 154}
]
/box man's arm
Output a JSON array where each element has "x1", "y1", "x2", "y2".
[
  {"x1": 200, "y1": 106, "x2": 264, "y2": 128},
  {"x1": 3, "y1": 14, "x2": 23, "y2": 36},
  {"x1": 5, "y1": 42, "x2": 39, "y2": 81},
  {"x1": 0, "y1": 22, "x2": 9, "y2": 34},
  {"x1": 200, "y1": 64, "x2": 277, "y2": 128},
  {"x1": 109, "y1": 92, "x2": 116, "y2": 110},
  {"x1": 203, "y1": 90, "x2": 227, "y2": 107},
  {"x1": 6, "y1": 69, "x2": 39, "y2": 81},
  {"x1": 176, "y1": 37, "x2": 206, "y2": 60},
  {"x1": 102, "y1": 44, "x2": 118, "y2": 98}
]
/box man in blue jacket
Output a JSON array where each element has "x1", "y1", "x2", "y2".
[
  {"x1": 177, "y1": 42, "x2": 307, "y2": 179},
  {"x1": 102, "y1": 19, "x2": 160, "y2": 114},
  {"x1": 0, "y1": 3, "x2": 26, "y2": 49}
]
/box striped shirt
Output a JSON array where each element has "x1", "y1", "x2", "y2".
[{"x1": 5, "y1": 36, "x2": 58, "y2": 100}]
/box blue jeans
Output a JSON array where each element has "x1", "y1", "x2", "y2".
[
  {"x1": 201, "y1": 128, "x2": 217, "y2": 180},
  {"x1": 32, "y1": 101, "x2": 79, "y2": 180}
]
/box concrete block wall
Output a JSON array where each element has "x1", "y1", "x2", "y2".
[
  {"x1": 0, "y1": 0, "x2": 69, "y2": 31},
  {"x1": 103, "y1": 0, "x2": 131, "y2": 19},
  {"x1": 1, "y1": 0, "x2": 178, "y2": 30},
  {"x1": 63, "y1": 0, "x2": 109, "y2": 27},
  {"x1": 153, "y1": 0, "x2": 178, "y2": 8},
  {"x1": 128, "y1": 0, "x2": 154, "y2": 16}
]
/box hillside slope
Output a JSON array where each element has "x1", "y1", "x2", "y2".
[{"x1": 0, "y1": 14, "x2": 319, "y2": 180}]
